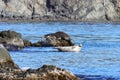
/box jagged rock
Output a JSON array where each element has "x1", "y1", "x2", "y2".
[
  {"x1": 36, "y1": 31, "x2": 74, "y2": 47},
  {"x1": 0, "y1": 0, "x2": 120, "y2": 22}
]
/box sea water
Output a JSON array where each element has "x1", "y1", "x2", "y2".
[{"x1": 0, "y1": 22, "x2": 120, "y2": 79}]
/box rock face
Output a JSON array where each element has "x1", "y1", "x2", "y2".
[
  {"x1": 0, "y1": 44, "x2": 80, "y2": 80},
  {"x1": 34, "y1": 31, "x2": 74, "y2": 47},
  {"x1": 0, "y1": 30, "x2": 32, "y2": 50},
  {"x1": 0, "y1": 0, "x2": 120, "y2": 21},
  {"x1": 0, "y1": 44, "x2": 19, "y2": 71}
]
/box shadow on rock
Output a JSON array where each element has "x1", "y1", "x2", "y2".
[
  {"x1": 33, "y1": 31, "x2": 74, "y2": 47},
  {"x1": 0, "y1": 30, "x2": 32, "y2": 50}
]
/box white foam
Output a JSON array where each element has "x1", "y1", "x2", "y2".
[{"x1": 21, "y1": 67, "x2": 30, "y2": 71}]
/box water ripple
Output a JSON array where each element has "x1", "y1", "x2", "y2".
[{"x1": 1, "y1": 22, "x2": 120, "y2": 79}]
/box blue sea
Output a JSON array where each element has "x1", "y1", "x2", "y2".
[{"x1": 0, "y1": 22, "x2": 120, "y2": 80}]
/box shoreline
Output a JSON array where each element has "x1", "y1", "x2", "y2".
[{"x1": 0, "y1": 18, "x2": 120, "y2": 24}]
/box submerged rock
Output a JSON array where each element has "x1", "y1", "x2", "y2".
[{"x1": 34, "y1": 31, "x2": 74, "y2": 47}]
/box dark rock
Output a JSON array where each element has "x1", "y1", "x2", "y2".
[
  {"x1": 23, "y1": 39, "x2": 32, "y2": 47},
  {"x1": 0, "y1": 30, "x2": 24, "y2": 50},
  {"x1": 38, "y1": 31, "x2": 74, "y2": 47},
  {"x1": 0, "y1": 30, "x2": 21, "y2": 38},
  {"x1": 32, "y1": 41, "x2": 41, "y2": 47},
  {"x1": 2, "y1": 44, "x2": 23, "y2": 51}
]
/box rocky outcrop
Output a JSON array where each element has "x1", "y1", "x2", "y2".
[
  {"x1": 0, "y1": 0, "x2": 120, "y2": 22},
  {"x1": 34, "y1": 31, "x2": 74, "y2": 47},
  {"x1": 19, "y1": 65, "x2": 80, "y2": 80},
  {"x1": 0, "y1": 30, "x2": 24, "y2": 50},
  {"x1": 0, "y1": 44, "x2": 80, "y2": 80},
  {"x1": 0, "y1": 65, "x2": 80, "y2": 80},
  {"x1": 0, "y1": 30, "x2": 32, "y2": 50},
  {"x1": 0, "y1": 44, "x2": 19, "y2": 71}
]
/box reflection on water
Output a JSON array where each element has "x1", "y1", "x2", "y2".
[{"x1": 0, "y1": 22, "x2": 120, "y2": 79}]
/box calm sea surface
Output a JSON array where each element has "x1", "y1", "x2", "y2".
[{"x1": 0, "y1": 22, "x2": 120, "y2": 79}]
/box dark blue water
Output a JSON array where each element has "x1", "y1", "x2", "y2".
[{"x1": 0, "y1": 22, "x2": 120, "y2": 79}]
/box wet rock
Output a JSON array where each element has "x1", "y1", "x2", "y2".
[
  {"x1": 36, "y1": 31, "x2": 74, "y2": 47},
  {"x1": 32, "y1": 41, "x2": 41, "y2": 47},
  {"x1": 23, "y1": 39, "x2": 32, "y2": 47},
  {"x1": 0, "y1": 30, "x2": 24, "y2": 50}
]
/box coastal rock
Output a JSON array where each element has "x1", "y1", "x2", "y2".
[
  {"x1": 112, "y1": 0, "x2": 120, "y2": 17},
  {"x1": 0, "y1": 65, "x2": 80, "y2": 80},
  {"x1": 33, "y1": 41, "x2": 41, "y2": 47},
  {"x1": 0, "y1": 44, "x2": 19, "y2": 71},
  {"x1": 0, "y1": 0, "x2": 120, "y2": 21},
  {"x1": 22, "y1": 65, "x2": 80, "y2": 80},
  {"x1": 0, "y1": 30, "x2": 24, "y2": 50},
  {"x1": 23, "y1": 39, "x2": 32, "y2": 47},
  {"x1": 36, "y1": 31, "x2": 74, "y2": 47},
  {"x1": 0, "y1": 30, "x2": 32, "y2": 50},
  {"x1": 0, "y1": 44, "x2": 80, "y2": 80}
]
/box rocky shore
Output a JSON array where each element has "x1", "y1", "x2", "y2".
[
  {"x1": 0, "y1": 30, "x2": 81, "y2": 79},
  {"x1": 0, "y1": 43, "x2": 80, "y2": 80},
  {"x1": 0, "y1": 0, "x2": 120, "y2": 22}
]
